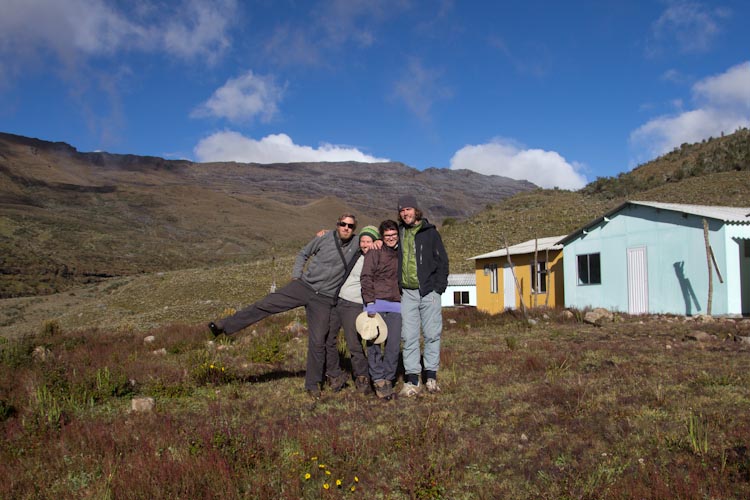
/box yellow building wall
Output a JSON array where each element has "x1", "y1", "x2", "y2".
[{"x1": 474, "y1": 250, "x2": 564, "y2": 314}]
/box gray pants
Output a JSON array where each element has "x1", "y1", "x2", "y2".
[
  {"x1": 401, "y1": 289, "x2": 442, "y2": 377},
  {"x1": 216, "y1": 279, "x2": 335, "y2": 391},
  {"x1": 327, "y1": 299, "x2": 369, "y2": 379},
  {"x1": 366, "y1": 311, "x2": 402, "y2": 383}
]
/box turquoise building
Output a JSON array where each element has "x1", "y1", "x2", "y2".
[{"x1": 560, "y1": 201, "x2": 750, "y2": 316}]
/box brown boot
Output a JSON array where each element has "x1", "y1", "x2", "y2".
[
  {"x1": 373, "y1": 380, "x2": 393, "y2": 400},
  {"x1": 328, "y1": 372, "x2": 349, "y2": 393},
  {"x1": 355, "y1": 375, "x2": 372, "y2": 395}
]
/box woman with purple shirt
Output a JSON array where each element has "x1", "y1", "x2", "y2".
[{"x1": 360, "y1": 220, "x2": 402, "y2": 400}]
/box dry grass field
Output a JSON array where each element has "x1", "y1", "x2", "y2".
[{"x1": 1, "y1": 304, "x2": 749, "y2": 499}]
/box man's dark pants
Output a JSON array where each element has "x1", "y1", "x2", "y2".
[
  {"x1": 217, "y1": 279, "x2": 334, "y2": 391},
  {"x1": 326, "y1": 298, "x2": 368, "y2": 380}
]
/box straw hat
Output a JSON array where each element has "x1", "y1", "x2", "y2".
[{"x1": 355, "y1": 312, "x2": 388, "y2": 344}]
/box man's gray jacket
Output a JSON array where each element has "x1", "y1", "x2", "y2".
[{"x1": 292, "y1": 230, "x2": 360, "y2": 298}]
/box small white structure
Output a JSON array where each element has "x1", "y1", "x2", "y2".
[{"x1": 441, "y1": 273, "x2": 477, "y2": 307}]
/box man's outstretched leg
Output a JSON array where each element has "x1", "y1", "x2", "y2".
[{"x1": 210, "y1": 280, "x2": 311, "y2": 336}]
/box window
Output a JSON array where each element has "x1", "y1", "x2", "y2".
[
  {"x1": 453, "y1": 291, "x2": 470, "y2": 305},
  {"x1": 577, "y1": 253, "x2": 601, "y2": 285},
  {"x1": 488, "y1": 264, "x2": 499, "y2": 294},
  {"x1": 531, "y1": 260, "x2": 547, "y2": 293}
]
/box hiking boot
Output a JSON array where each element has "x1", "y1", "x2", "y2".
[
  {"x1": 425, "y1": 378, "x2": 441, "y2": 394},
  {"x1": 373, "y1": 380, "x2": 393, "y2": 400},
  {"x1": 306, "y1": 388, "x2": 321, "y2": 401},
  {"x1": 398, "y1": 381, "x2": 421, "y2": 398},
  {"x1": 355, "y1": 375, "x2": 372, "y2": 395},
  {"x1": 328, "y1": 372, "x2": 349, "y2": 393},
  {"x1": 207, "y1": 322, "x2": 224, "y2": 337}
]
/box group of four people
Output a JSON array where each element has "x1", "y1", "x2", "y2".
[{"x1": 208, "y1": 195, "x2": 449, "y2": 401}]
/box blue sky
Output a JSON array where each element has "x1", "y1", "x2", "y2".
[{"x1": 2, "y1": 0, "x2": 750, "y2": 190}]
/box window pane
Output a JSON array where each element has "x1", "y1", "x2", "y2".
[
  {"x1": 453, "y1": 291, "x2": 460, "y2": 305},
  {"x1": 577, "y1": 255, "x2": 589, "y2": 285},
  {"x1": 590, "y1": 253, "x2": 601, "y2": 284},
  {"x1": 461, "y1": 291, "x2": 469, "y2": 304}
]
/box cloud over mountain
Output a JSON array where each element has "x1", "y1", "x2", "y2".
[
  {"x1": 449, "y1": 139, "x2": 587, "y2": 190},
  {"x1": 194, "y1": 131, "x2": 389, "y2": 163},
  {"x1": 631, "y1": 61, "x2": 750, "y2": 161}
]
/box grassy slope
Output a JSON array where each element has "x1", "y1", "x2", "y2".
[{"x1": 3, "y1": 172, "x2": 750, "y2": 337}]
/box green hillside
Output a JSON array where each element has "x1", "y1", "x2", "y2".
[{"x1": 444, "y1": 128, "x2": 750, "y2": 274}]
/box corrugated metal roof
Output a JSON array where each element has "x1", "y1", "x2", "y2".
[
  {"x1": 468, "y1": 235, "x2": 566, "y2": 260},
  {"x1": 447, "y1": 273, "x2": 476, "y2": 286},
  {"x1": 558, "y1": 200, "x2": 750, "y2": 246},
  {"x1": 630, "y1": 201, "x2": 750, "y2": 223}
]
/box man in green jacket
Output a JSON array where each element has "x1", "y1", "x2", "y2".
[{"x1": 396, "y1": 196, "x2": 449, "y2": 397}]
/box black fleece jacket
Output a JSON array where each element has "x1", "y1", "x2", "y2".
[{"x1": 398, "y1": 218, "x2": 449, "y2": 297}]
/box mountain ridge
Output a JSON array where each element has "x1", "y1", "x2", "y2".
[{"x1": 0, "y1": 131, "x2": 536, "y2": 297}]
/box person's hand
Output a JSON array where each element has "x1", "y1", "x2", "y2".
[
  {"x1": 316, "y1": 229, "x2": 329, "y2": 237},
  {"x1": 368, "y1": 312, "x2": 376, "y2": 318},
  {"x1": 371, "y1": 239, "x2": 383, "y2": 250}
]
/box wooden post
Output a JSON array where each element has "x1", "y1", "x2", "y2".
[
  {"x1": 703, "y1": 219, "x2": 712, "y2": 315},
  {"x1": 545, "y1": 247, "x2": 550, "y2": 307},
  {"x1": 533, "y1": 238, "x2": 539, "y2": 308},
  {"x1": 504, "y1": 237, "x2": 527, "y2": 318},
  {"x1": 709, "y1": 246, "x2": 724, "y2": 284}
]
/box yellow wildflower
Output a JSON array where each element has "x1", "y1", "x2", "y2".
[
  {"x1": 336, "y1": 479, "x2": 342, "y2": 487},
  {"x1": 354, "y1": 476, "x2": 359, "y2": 483},
  {"x1": 325, "y1": 470, "x2": 331, "y2": 476},
  {"x1": 323, "y1": 483, "x2": 330, "y2": 490},
  {"x1": 311, "y1": 456, "x2": 318, "y2": 461},
  {"x1": 304, "y1": 473, "x2": 311, "y2": 480},
  {"x1": 319, "y1": 464, "x2": 326, "y2": 469},
  {"x1": 350, "y1": 486, "x2": 356, "y2": 492}
]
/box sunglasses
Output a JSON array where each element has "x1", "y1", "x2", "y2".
[{"x1": 337, "y1": 222, "x2": 356, "y2": 229}]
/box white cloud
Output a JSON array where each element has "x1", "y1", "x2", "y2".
[
  {"x1": 693, "y1": 61, "x2": 750, "y2": 106},
  {"x1": 191, "y1": 71, "x2": 285, "y2": 123},
  {"x1": 0, "y1": 0, "x2": 236, "y2": 65},
  {"x1": 0, "y1": 0, "x2": 145, "y2": 59},
  {"x1": 631, "y1": 62, "x2": 750, "y2": 160},
  {"x1": 194, "y1": 131, "x2": 389, "y2": 163},
  {"x1": 449, "y1": 139, "x2": 587, "y2": 190},
  {"x1": 648, "y1": 1, "x2": 730, "y2": 55},
  {"x1": 263, "y1": 0, "x2": 410, "y2": 67},
  {"x1": 162, "y1": 0, "x2": 236, "y2": 63},
  {"x1": 393, "y1": 58, "x2": 452, "y2": 121}
]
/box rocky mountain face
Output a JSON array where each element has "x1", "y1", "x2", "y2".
[{"x1": 0, "y1": 132, "x2": 536, "y2": 297}]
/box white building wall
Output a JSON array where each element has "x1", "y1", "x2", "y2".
[{"x1": 441, "y1": 285, "x2": 477, "y2": 307}]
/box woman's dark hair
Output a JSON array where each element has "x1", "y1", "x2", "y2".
[{"x1": 379, "y1": 219, "x2": 398, "y2": 236}]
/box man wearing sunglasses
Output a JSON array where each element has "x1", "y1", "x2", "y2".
[{"x1": 208, "y1": 214, "x2": 360, "y2": 400}]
